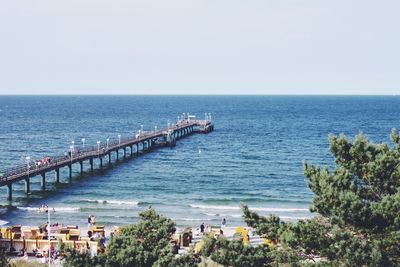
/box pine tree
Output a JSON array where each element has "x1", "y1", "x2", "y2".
[{"x1": 241, "y1": 131, "x2": 400, "y2": 266}]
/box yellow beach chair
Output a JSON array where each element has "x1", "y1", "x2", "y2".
[
  {"x1": 194, "y1": 240, "x2": 204, "y2": 254},
  {"x1": 263, "y1": 238, "x2": 275, "y2": 246}
]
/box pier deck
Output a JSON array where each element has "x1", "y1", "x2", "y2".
[{"x1": 0, "y1": 116, "x2": 214, "y2": 200}]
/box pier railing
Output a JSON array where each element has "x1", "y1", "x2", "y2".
[{"x1": 0, "y1": 119, "x2": 213, "y2": 186}]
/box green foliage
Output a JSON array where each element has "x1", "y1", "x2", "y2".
[
  {"x1": 104, "y1": 207, "x2": 177, "y2": 267},
  {"x1": 241, "y1": 204, "x2": 284, "y2": 242},
  {"x1": 241, "y1": 131, "x2": 400, "y2": 266},
  {"x1": 63, "y1": 206, "x2": 198, "y2": 267},
  {"x1": 63, "y1": 247, "x2": 104, "y2": 267},
  {"x1": 10, "y1": 259, "x2": 47, "y2": 267},
  {"x1": 0, "y1": 248, "x2": 10, "y2": 267},
  {"x1": 201, "y1": 236, "x2": 272, "y2": 267}
]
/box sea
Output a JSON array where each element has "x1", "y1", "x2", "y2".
[{"x1": 0, "y1": 95, "x2": 398, "y2": 229}]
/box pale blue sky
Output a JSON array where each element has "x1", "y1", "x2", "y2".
[{"x1": 0, "y1": 0, "x2": 399, "y2": 95}]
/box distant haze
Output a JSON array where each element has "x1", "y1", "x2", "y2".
[{"x1": 0, "y1": 0, "x2": 399, "y2": 95}]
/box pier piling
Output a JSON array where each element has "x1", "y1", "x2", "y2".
[
  {"x1": 24, "y1": 178, "x2": 30, "y2": 194},
  {"x1": 40, "y1": 173, "x2": 46, "y2": 190},
  {"x1": 0, "y1": 116, "x2": 214, "y2": 200},
  {"x1": 55, "y1": 169, "x2": 60, "y2": 183}
]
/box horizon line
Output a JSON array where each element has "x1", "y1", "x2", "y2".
[{"x1": 0, "y1": 93, "x2": 399, "y2": 96}]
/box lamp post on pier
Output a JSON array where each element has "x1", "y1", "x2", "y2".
[
  {"x1": 69, "y1": 145, "x2": 74, "y2": 163},
  {"x1": 26, "y1": 156, "x2": 30, "y2": 177},
  {"x1": 106, "y1": 138, "x2": 109, "y2": 150},
  {"x1": 154, "y1": 126, "x2": 157, "y2": 134},
  {"x1": 97, "y1": 141, "x2": 100, "y2": 156},
  {"x1": 81, "y1": 138, "x2": 85, "y2": 150},
  {"x1": 118, "y1": 134, "x2": 121, "y2": 147}
]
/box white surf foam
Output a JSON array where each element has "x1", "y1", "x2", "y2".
[
  {"x1": 204, "y1": 212, "x2": 242, "y2": 218},
  {"x1": 190, "y1": 204, "x2": 308, "y2": 212},
  {"x1": 280, "y1": 216, "x2": 312, "y2": 220},
  {"x1": 0, "y1": 220, "x2": 8, "y2": 226},
  {"x1": 177, "y1": 218, "x2": 213, "y2": 221},
  {"x1": 82, "y1": 199, "x2": 139, "y2": 206},
  {"x1": 17, "y1": 207, "x2": 80, "y2": 212}
]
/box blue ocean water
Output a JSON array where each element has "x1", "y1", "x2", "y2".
[{"x1": 0, "y1": 95, "x2": 398, "y2": 228}]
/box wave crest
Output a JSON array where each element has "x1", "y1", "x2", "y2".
[
  {"x1": 81, "y1": 199, "x2": 139, "y2": 206},
  {"x1": 190, "y1": 204, "x2": 309, "y2": 212}
]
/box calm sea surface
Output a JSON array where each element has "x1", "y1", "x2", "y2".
[{"x1": 0, "y1": 95, "x2": 398, "y2": 228}]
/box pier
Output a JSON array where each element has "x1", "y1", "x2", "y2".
[{"x1": 0, "y1": 115, "x2": 214, "y2": 200}]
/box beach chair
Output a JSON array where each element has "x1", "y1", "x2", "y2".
[
  {"x1": 38, "y1": 240, "x2": 50, "y2": 252},
  {"x1": 49, "y1": 226, "x2": 58, "y2": 234},
  {"x1": 0, "y1": 239, "x2": 11, "y2": 252},
  {"x1": 92, "y1": 225, "x2": 105, "y2": 237},
  {"x1": 194, "y1": 240, "x2": 204, "y2": 254},
  {"x1": 67, "y1": 229, "x2": 81, "y2": 241},
  {"x1": 75, "y1": 241, "x2": 88, "y2": 252},
  {"x1": 30, "y1": 228, "x2": 39, "y2": 237},
  {"x1": 25, "y1": 239, "x2": 37, "y2": 255},
  {"x1": 1, "y1": 227, "x2": 11, "y2": 239},
  {"x1": 12, "y1": 239, "x2": 24, "y2": 253},
  {"x1": 22, "y1": 230, "x2": 32, "y2": 239},
  {"x1": 53, "y1": 233, "x2": 67, "y2": 240}
]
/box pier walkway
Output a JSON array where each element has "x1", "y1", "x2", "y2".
[{"x1": 0, "y1": 116, "x2": 214, "y2": 200}]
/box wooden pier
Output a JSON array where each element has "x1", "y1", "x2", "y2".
[{"x1": 0, "y1": 116, "x2": 214, "y2": 200}]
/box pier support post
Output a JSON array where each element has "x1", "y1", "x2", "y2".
[
  {"x1": 7, "y1": 184, "x2": 12, "y2": 201},
  {"x1": 100, "y1": 157, "x2": 103, "y2": 167},
  {"x1": 40, "y1": 173, "x2": 46, "y2": 190},
  {"x1": 79, "y1": 161, "x2": 83, "y2": 175},
  {"x1": 130, "y1": 145, "x2": 133, "y2": 157},
  {"x1": 55, "y1": 168, "x2": 60, "y2": 183},
  {"x1": 123, "y1": 147, "x2": 126, "y2": 158},
  {"x1": 89, "y1": 159, "x2": 94, "y2": 171},
  {"x1": 116, "y1": 150, "x2": 119, "y2": 161},
  {"x1": 136, "y1": 144, "x2": 139, "y2": 156},
  {"x1": 24, "y1": 178, "x2": 30, "y2": 194},
  {"x1": 109, "y1": 153, "x2": 112, "y2": 164},
  {"x1": 68, "y1": 164, "x2": 72, "y2": 179}
]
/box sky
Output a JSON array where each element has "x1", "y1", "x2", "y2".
[{"x1": 0, "y1": 0, "x2": 399, "y2": 95}]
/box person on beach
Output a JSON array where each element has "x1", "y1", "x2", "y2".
[
  {"x1": 200, "y1": 223, "x2": 205, "y2": 234},
  {"x1": 88, "y1": 216, "x2": 92, "y2": 228},
  {"x1": 221, "y1": 218, "x2": 226, "y2": 228},
  {"x1": 91, "y1": 215, "x2": 96, "y2": 225}
]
